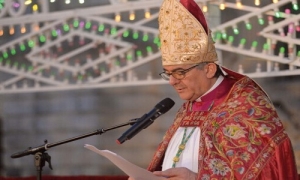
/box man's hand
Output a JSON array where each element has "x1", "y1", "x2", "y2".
[
  {"x1": 153, "y1": 167, "x2": 197, "y2": 180},
  {"x1": 128, "y1": 167, "x2": 197, "y2": 180}
]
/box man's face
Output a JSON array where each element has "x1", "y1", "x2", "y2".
[{"x1": 163, "y1": 63, "x2": 216, "y2": 101}]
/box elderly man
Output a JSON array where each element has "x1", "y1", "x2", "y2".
[{"x1": 131, "y1": 0, "x2": 298, "y2": 179}]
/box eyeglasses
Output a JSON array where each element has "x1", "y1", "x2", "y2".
[{"x1": 159, "y1": 64, "x2": 200, "y2": 81}]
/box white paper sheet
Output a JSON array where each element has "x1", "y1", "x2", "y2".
[{"x1": 84, "y1": 144, "x2": 160, "y2": 180}]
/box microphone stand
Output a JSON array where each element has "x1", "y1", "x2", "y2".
[{"x1": 10, "y1": 118, "x2": 138, "y2": 180}]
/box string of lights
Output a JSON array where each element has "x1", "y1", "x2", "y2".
[{"x1": 0, "y1": 0, "x2": 299, "y2": 94}]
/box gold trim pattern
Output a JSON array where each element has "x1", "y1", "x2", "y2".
[{"x1": 158, "y1": 0, "x2": 218, "y2": 65}]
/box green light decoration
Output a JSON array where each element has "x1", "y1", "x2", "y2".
[
  {"x1": 73, "y1": 20, "x2": 79, "y2": 28},
  {"x1": 240, "y1": 38, "x2": 246, "y2": 45},
  {"x1": 228, "y1": 36, "x2": 234, "y2": 43},
  {"x1": 3, "y1": 52, "x2": 8, "y2": 59},
  {"x1": 126, "y1": 54, "x2": 133, "y2": 61},
  {"x1": 123, "y1": 30, "x2": 130, "y2": 38},
  {"x1": 153, "y1": 37, "x2": 160, "y2": 44},
  {"x1": 136, "y1": 50, "x2": 142, "y2": 57},
  {"x1": 0, "y1": 57, "x2": 3, "y2": 63},
  {"x1": 133, "y1": 32, "x2": 139, "y2": 39},
  {"x1": 233, "y1": 28, "x2": 239, "y2": 35},
  {"x1": 51, "y1": 29, "x2": 58, "y2": 37},
  {"x1": 77, "y1": 74, "x2": 83, "y2": 80},
  {"x1": 98, "y1": 24, "x2": 105, "y2": 32},
  {"x1": 279, "y1": 47, "x2": 285, "y2": 54},
  {"x1": 85, "y1": 22, "x2": 91, "y2": 29},
  {"x1": 222, "y1": 33, "x2": 227, "y2": 39},
  {"x1": 275, "y1": 11, "x2": 284, "y2": 18},
  {"x1": 258, "y1": 18, "x2": 265, "y2": 25},
  {"x1": 10, "y1": 48, "x2": 16, "y2": 55},
  {"x1": 246, "y1": 23, "x2": 252, "y2": 30},
  {"x1": 298, "y1": 51, "x2": 300, "y2": 57},
  {"x1": 142, "y1": 34, "x2": 149, "y2": 42},
  {"x1": 63, "y1": 24, "x2": 70, "y2": 32},
  {"x1": 146, "y1": 46, "x2": 152, "y2": 53},
  {"x1": 28, "y1": 65, "x2": 34, "y2": 71},
  {"x1": 157, "y1": 41, "x2": 161, "y2": 48},
  {"x1": 28, "y1": 40, "x2": 35, "y2": 48},
  {"x1": 0, "y1": 0, "x2": 4, "y2": 9},
  {"x1": 215, "y1": 32, "x2": 222, "y2": 41},
  {"x1": 111, "y1": 27, "x2": 117, "y2": 35},
  {"x1": 263, "y1": 43, "x2": 270, "y2": 50},
  {"x1": 39, "y1": 35, "x2": 46, "y2": 43},
  {"x1": 20, "y1": 44, "x2": 26, "y2": 51},
  {"x1": 252, "y1": 41, "x2": 258, "y2": 48},
  {"x1": 293, "y1": 3, "x2": 299, "y2": 10}
]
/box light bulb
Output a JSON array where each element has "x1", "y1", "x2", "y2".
[
  {"x1": 202, "y1": 5, "x2": 208, "y2": 12},
  {"x1": 115, "y1": 13, "x2": 121, "y2": 22},
  {"x1": 236, "y1": 0, "x2": 242, "y2": 8},
  {"x1": 220, "y1": 3, "x2": 226, "y2": 10},
  {"x1": 21, "y1": 25, "x2": 26, "y2": 33},
  {"x1": 32, "y1": 4, "x2": 38, "y2": 11},
  {"x1": 145, "y1": 10, "x2": 151, "y2": 19},
  {"x1": 129, "y1": 11, "x2": 135, "y2": 21},
  {"x1": 9, "y1": 26, "x2": 15, "y2": 35},
  {"x1": 255, "y1": 0, "x2": 260, "y2": 6}
]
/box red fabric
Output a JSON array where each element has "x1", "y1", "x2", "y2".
[
  {"x1": 192, "y1": 77, "x2": 235, "y2": 112},
  {"x1": 0, "y1": 176, "x2": 128, "y2": 180},
  {"x1": 180, "y1": 0, "x2": 208, "y2": 34},
  {"x1": 147, "y1": 68, "x2": 299, "y2": 179},
  {"x1": 256, "y1": 139, "x2": 299, "y2": 180}
]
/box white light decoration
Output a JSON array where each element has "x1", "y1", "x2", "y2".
[
  {"x1": 220, "y1": 0, "x2": 226, "y2": 10},
  {"x1": 202, "y1": 4, "x2": 208, "y2": 13},
  {"x1": 24, "y1": 0, "x2": 32, "y2": 5},
  {"x1": 65, "y1": 0, "x2": 71, "y2": 5},
  {"x1": 144, "y1": 9, "x2": 151, "y2": 19},
  {"x1": 236, "y1": 0, "x2": 243, "y2": 9},
  {"x1": 115, "y1": 13, "x2": 121, "y2": 22},
  {"x1": 255, "y1": 0, "x2": 260, "y2": 6},
  {"x1": 129, "y1": 10, "x2": 135, "y2": 21},
  {"x1": 0, "y1": 0, "x2": 298, "y2": 94}
]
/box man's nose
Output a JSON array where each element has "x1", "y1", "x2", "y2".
[{"x1": 169, "y1": 75, "x2": 179, "y2": 85}]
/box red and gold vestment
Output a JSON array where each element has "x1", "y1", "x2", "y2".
[{"x1": 148, "y1": 68, "x2": 298, "y2": 180}]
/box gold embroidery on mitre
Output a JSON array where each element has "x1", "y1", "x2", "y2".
[{"x1": 158, "y1": 0, "x2": 217, "y2": 65}]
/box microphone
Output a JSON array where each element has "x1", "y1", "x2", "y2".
[{"x1": 116, "y1": 98, "x2": 175, "y2": 144}]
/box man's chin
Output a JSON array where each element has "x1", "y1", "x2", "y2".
[{"x1": 178, "y1": 94, "x2": 190, "y2": 101}]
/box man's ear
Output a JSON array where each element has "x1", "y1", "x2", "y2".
[{"x1": 205, "y1": 63, "x2": 217, "y2": 78}]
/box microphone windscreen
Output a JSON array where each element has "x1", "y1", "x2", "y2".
[{"x1": 155, "y1": 98, "x2": 175, "y2": 114}]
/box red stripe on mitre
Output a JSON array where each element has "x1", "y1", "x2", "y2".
[{"x1": 180, "y1": 0, "x2": 208, "y2": 34}]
